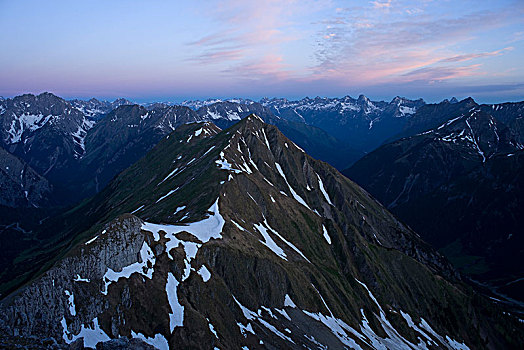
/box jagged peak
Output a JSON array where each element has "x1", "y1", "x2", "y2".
[
  {"x1": 391, "y1": 96, "x2": 402, "y2": 103},
  {"x1": 357, "y1": 94, "x2": 369, "y2": 102},
  {"x1": 37, "y1": 91, "x2": 63, "y2": 99},
  {"x1": 232, "y1": 113, "x2": 266, "y2": 131},
  {"x1": 111, "y1": 103, "x2": 143, "y2": 113},
  {"x1": 112, "y1": 97, "x2": 132, "y2": 105},
  {"x1": 460, "y1": 97, "x2": 477, "y2": 105},
  {"x1": 8, "y1": 92, "x2": 70, "y2": 109},
  {"x1": 182, "y1": 121, "x2": 221, "y2": 142}
]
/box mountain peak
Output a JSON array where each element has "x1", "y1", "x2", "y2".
[
  {"x1": 357, "y1": 94, "x2": 369, "y2": 103},
  {"x1": 460, "y1": 96, "x2": 477, "y2": 105},
  {"x1": 179, "y1": 121, "x2": 221, "y2": 144},
  {"x1": 391, "y1": 96, "x2": 403, "y2": 104},
  {"x1": 113, "y1": 97, "x2": 132, "y2": 104},
  {"x1": 36, "y1": 91, "x2": 63, "y2": 101}
]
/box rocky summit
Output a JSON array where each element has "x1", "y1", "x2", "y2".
[{"x1": 0, "y1": 115, "x2": 521, "y2": 349}]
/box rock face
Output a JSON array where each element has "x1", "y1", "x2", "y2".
[
  {"x1": 344, "y1": 102, "x2": 524, "y2": 302},
  {"x1": 0, "y1": 116, "x2": 521, "y2": 349}
]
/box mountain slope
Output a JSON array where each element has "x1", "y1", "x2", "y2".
[
  {"x1": 393, "y1": 150, "x2": 524, "y2": 300},
  {"x1": 0, "y1": 146, "x2": 53, "y2": 208},
  {"x1": 345, "y1": 108, "x2": 520, "y2": 209},
  {"x1": 0, "y1": 116, "x2": 521, "y2": 349},
  {"x1": 392, "y1": 98, "x2": 478, "y2": 141},
  {"x1": 344, "y1": 106, "x2": 524, "y2": 302},
  {"x1": 480, "y1": 102, "x2": 524, "y2": 145}
]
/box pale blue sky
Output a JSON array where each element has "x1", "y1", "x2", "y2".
[{"x1": 1, "y1": 0, "x2": 523, "y2": 103}]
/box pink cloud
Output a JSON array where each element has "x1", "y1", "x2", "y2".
[
  {"x1": 402, "y1": 64, "x2": 484, "y2": 81},
  {"x1": 223, "y1": 54, "x2": 290, "y2": 80},
  {"x1": 439, "y1": 47, "x2": 513, "y2": 63},
  {"x1": 371, "y1": 0, "x2": 392, "y2": 9},
  {"x1": 310, "y1": 2, "x2": 523, "y2": 88}
]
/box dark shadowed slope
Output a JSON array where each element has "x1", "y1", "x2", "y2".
[{"x1": 344, "y1": 103, "x2": 524, "y2": 302}]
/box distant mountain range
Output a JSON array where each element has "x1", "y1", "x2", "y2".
[
  {"x1": 1, "y1": 116, "x2": 521, "y2": 349},
  {"x1": 261, "y1": 95, "x2": 426, "y2": 153},
  {"x1": 0, "y1": 93, "x2": 370, "y2": 206}
]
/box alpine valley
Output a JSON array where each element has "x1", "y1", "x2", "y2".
[{"x1": 0, "y1": 93, "x2": 523, "y2": 349}]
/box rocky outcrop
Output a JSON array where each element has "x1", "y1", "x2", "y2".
[{"x1": 0, "y1": 215, "x2": 146, "y2": 342}]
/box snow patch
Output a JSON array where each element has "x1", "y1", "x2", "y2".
[
  {"x1": 316, "y1": 174, "x2": 333, "y2": 205},
  {"x1": 64, "y1": 290, "x2": 76, "y2": 316},
  {"x1": 166, "y1": 272, "x2": 184, "y2": 332},
  {"x1": 85, "y1": 235, "x2": 98, "y2": 245},
  {"x1": 131, "y1": 205, "x2": 145, "y2": 214},
  {"x1": 73, "y1": 274, "x2": 90, "y2": 283},
  {"x1": 131, "y1": 330, "x2": 169, "y2": 350},
  {"x1": 208, "y1": 320, "x2": 218, "y2": 338},
  {"x1": 62, "y1": 317, "x2": 110, "y2": 348},
  {"x1": 275, "y1": 163, "x2": 311, "y2": 210},
  {"x1": 198, "y1": 265, "x2": 211, "y2": 282},
  {"x1": 322, "y1": 225, "x2": 332, "y2": 244},
  {"x1": 254, "y1": 222, "x2": 287, "y2": 261},
  {"x1": 284, "y1": 294, "x2": 296, "y2": 308},
  {"x1": 156, "y1": 189, "x2": 178, "y2": 203}
]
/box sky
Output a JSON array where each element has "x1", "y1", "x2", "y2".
[{"x1": 0, "y1": 0, "x2": 523, "y2": 103}]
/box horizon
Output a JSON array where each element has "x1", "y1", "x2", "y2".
[
  {"x1": 1, "y1": 1, "x2": 523, "y2": 103},
  {"x1": 1, "y1": 90, "x2": 522, "y2": 106}
]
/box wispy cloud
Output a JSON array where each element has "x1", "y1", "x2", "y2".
[
  {"x1": 439, "y1": 47, "x2": 514, "y2": 63},
  {"x1": 187, "y1": 1, "x2": 302, "y2": 71},
  {"x1": 371, "y1": 0, "x2": 392, "y2": 10},
  {"x1": 311, "y1": 1, "x2": 524, "y2": 87},
  {"x1": 192, "y1": 49, "x2": 245, "y2": 64},
  {"x1": 402, "y1": 64, "x2": 483, "y2": 81},
  {"x1": 223, "y1": 54, "x2": 290, "y2": 80}
]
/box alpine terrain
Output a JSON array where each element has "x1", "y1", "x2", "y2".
[
  {"x1": 0, "y1": 115, "x2": 521, "y2": 349},
  {"x1": 344, "y1": 100, "x2": 524, "y2": 303}
]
